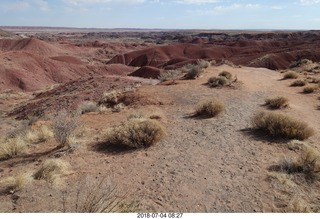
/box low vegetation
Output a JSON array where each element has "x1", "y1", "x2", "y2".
[
  {"x1": 77, "y1": 101, "x2": 98, "y2": 114},
  {"x1": 184, "y1": 65, "x2": 202, "y2": 80},
  {"x1": 277, "y1": 145, "x2": 320, "y2": 181},
  {"x1": 158, "y1": 70, "x2": 181, "y2": 84},
  {"x1": 303, "y1": 85, "x2": 318, "y2": 94},
  {"x1": 252, "y1": 111, "x2": 314, "y2": 140},
  {"x1": 104, "y1": 118, "x2": 165, "y2": 149},
  {"x1": 33, "y1": 159, "x2": 70, "y2": 185},
  {"x1": 2, "y1": 173, "x2": 33, "y2": 194},
  {"x1": 208, "y1": 76, "x2": 229, "y2": 88},
  {"x1": 52, "y1": 109, "x2": 80, "y2": 148},
  {"x1": 283, "y1": 71, "x2": 299, "y2": 80},
  {"x1": 25, "y1": 125, "x2": 53, "y2": 144},
  {"x1": 218, "y1": 71, "x2": 233, "y2": 80},
  {"x1": 264, "y1": 96, "x2": 289, "y2": 109},
  {"x1": 0, "y1": 136, "x2": 26, "y2": 160},
  {"x1": 290, "y1": 80, "x2": 307, "y2": 87},
  {"x1": 195, "y1": 98, "x2": 225, "y2": 118}
]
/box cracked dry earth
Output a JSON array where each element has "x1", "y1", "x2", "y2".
[{"x1": 1, "y1": 65, "x2": 319, "y2": 212}]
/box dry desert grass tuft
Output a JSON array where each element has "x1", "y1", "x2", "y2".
[
  {"x1": 264, "y1": 96, "x2": 289, "y2": 109},
  {"x1": 218, "y1": 70, "x2": 233, "y2": 80},
  {"x1": 1, "y1": 173, "x2": 33, "y2": 194},
  {"x1": 290, "y1": 80, "x2": 307, "y2": 87},
  {"x1": 283, "y1": 71, "x2": 299, "y2": 80},
  {"x1": 252, "y1": 111, "x2": 314, "y2": 140},
  {"x1": 104, "y1": 118, "x2": 165, "y2": 149},
  {"x1": 303, "y1": 85, "x2": 318, "y2": 94},
  {"x1": 25, "y1": 125, "x2": 53, "y2": 144},
  {"x1": 77, "y1": 101, "x2": 98, "y2": 114},
  {"x1": 0, "y1": 136, "x2": 26, "y2": 160},
  {"x1": 208, "y1": 76, "x2": 229, "y2": 88},
  {"x1": 33, "y1": 159, "x2": 70, "y2": 185},
  {"x1": 184, "y1": 65, "x2": 203, "y2": 80},
  {"x1": 195, "y1": 98, "x2": 225, "y2": 118}
]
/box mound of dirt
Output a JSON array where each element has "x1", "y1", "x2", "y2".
[
  {"x1": 0, "y1": 38, "x2": 64, "y2": 56},
  {"x1": 129, "y1": 66, "x2": 161, "y2": 79}
]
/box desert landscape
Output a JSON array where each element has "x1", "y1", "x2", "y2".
[{"x1": 0, "y1": 26, "x2": 320, "y2": 213}]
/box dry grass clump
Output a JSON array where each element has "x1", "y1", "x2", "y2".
[
  {"x1": 252, "y1": 111, "x2": 314, "y2": 140},
  {"x1": 2, "y1": 173, "x2": 33, "y2": 194},
  {"x1": 25, "y1": 125, "x2": 53, "y2": 144},
  {"x1": 264, "y1": 96, "x2": 289, "y2": 109},
  {"x1": 33, "y1": 159, "x2": 70, "y2": 184},
  {"x1": 195, "y1": 98, "x2": 225, "y2": 118},
  {"x1": 77, "y1": 101, "x2": 98, "y2": 114},
  {"x1": 0, "y1": 136, "x2": 26, "y2": 160},
  {"x1": 105, "y1": 118, "x2": 164, "y2": 149},
  {"x1": 283, "y1": 71, "x2": 299, "y2": 80},
  {"x1": 218, "y1": 71, "x2": 233, "y2": 80},
  {"x1": 52, "y1": 109, "x2": 80, "y2": 148},
  {"x1": 158, "y1": 70, "x2": 181, "y2": 83},
  {"x1": 303, "y1": 85, "x2": 318, "y2": 94},
  {"x1": 184, "y1": 66, "x2": 203, "y2": 80},
  {"x1": 208, "y1": 76, "x2": 229, "y2": 88},
  {"x1": 197, "y1": 59, "x2": 210, "y2": 69},
  {"x1": 277, "y1": 146, "x2": 320, "y2": 181},
  {"x1": 290, "y1": 80, "x2": 307, "y2": 87}
]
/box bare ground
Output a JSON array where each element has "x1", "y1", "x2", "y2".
[{"x1": 0, "y1": 65, "x2": 319, "y2": 212}]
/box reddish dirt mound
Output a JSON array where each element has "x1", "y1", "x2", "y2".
[
  {"x1": 6, "y1": 75, "x2": 153, "y2": 120},
  {"x1": 0, "y1": 38, "x2": 64, "y2": 56},
  {"x1": 129, "y1": 66, "x2": 161, "y2": 79},
  {"x1": 50, "y1": 56, "x2": 85, "y2": 65}
]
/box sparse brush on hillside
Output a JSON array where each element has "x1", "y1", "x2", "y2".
[
  {"x1": 0, "y1": 136, "x2": 26, "y2": 160},
  {"x1": 184, "y1": 66, "x2": 202, "y2": 80},
  {"x1": 158, "y1": 70, "x2": 181, "y2": 84},
  {"x1": 104, "y1": 118, "x2": 164, "y2": 149},
  {"x1": 195, "y1": 98, "x2": 225, "y2": 118},
  {"x1": 218, "y1": 71, "x2": 233, "y2": 80},
  {"x1": 290, "y1": 80, "x2": 307, "y2": 87},
  {"x1": 252, "y1": 111, "x2": 314, "y2": 140},
  {"x1": 77, "y1": 101, "x2": 98, "y2": 114},
  {"x1": 264, "y1": 96, "x2": 289, "y2": 109},
  {"x1": 25, "y1": 125, "x2": 53, "y2": 144},
  {"x1": 2, "y1": 173, "x2": 33, "y2": 194},
  {"x1": 33, "y1": 159, "x2": 70, "y2": 185},
  {"x1": 277, "y1": 145, "x2": 320, "y2": 181},
  {"x1": 208, "y1": 76, "x2": 229, "y2": 88},
  {"x1": 303, "y1": 85, "x2": 318, "y2": 94},
  {"x1": 283, "y1": 71, "x2": 299, "y2": 80},
  {"x1": 52, "y1": 109, "x2": 80, "y2": 149},
  {"x1": 197, "y1": 59, "x2": 210, "y2": 69}
]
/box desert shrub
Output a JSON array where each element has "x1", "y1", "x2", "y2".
[
  {"x1": 197, "y1": 59, "x2": 210, "y2": 69},
  {"x1": 283, "y1": 71, "x2": 299, "y2": 80},
  {"x1": 184, "y1": 66, "x2": 202, "y2": 80},
  {"x1": 0, "y1": 136, "x2": 25, "y2": 160},
  {"x1": 78, "y1": 101, "x2": 98, "y2": 114},
  {"x1": 105, "y1": 118, "x2": 164, "y2": 149},
  {"x1": 277, "y1": 146, "x2": 320, "y2": 181},
  {"x1": 52, "y1": 110, "x2": 80, "y2": 148},
  {"x1": 208, "y1": 76, "x2": 229, "y2": 88},
  {"x1": 127, "y1": 112, "x2": 145, "y2": 120},
  {"x1": 33, "y1": 159, "x2": 70, "y2": 184},
  {"x1": 3, "y1": 173, "x2": 33, "y2": 194},
  {"x1": 112, "y1": 103, "x2": 125, "y2": 112},
  {"x1": 158, "y1": 70, "x2": 181, "y2": 83},
  {"x1": 195, "y1": 98, "x2": 225, "y2": 118},
  {"x1": 100, "y1": 91, "x2": 119, "y2": 107},
  {"x1": 252, "y1": 111, "x2": 314, "y2": 140},
  {"x1": 290, "y1": 80, "x2": 307, "y2": 87},
  {"x1": 303, "y1": 86, "x2": 318, "y2": 94},
  {"x1": 25, "y1": 125, "x2": 53, "y2": 144},
  {"x1": 218, "y1": 71, "x2": 232, "y2": 80},
  {"x1": 264, "y1": 96, "x2": 289, "y2": 109}
]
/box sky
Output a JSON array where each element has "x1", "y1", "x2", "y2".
[{"x1": 0, "y1": 0, "x2": 320, "y2": 30}]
